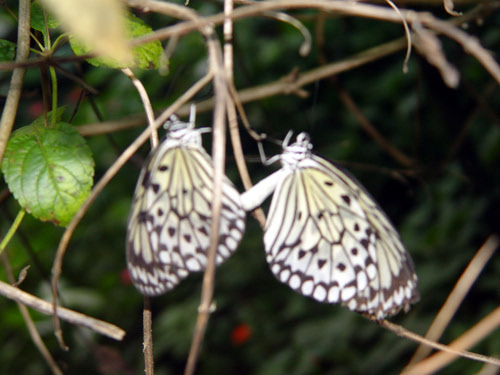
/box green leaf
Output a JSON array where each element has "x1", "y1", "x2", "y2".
[
  {"x1": 31, "y1": 0, "x2": 60, "y2": 36},
  {"x1": 69, "y1": 13, "x2": 162, "y2": 69},
  {"x1": 2, "y1": 115, "x2": 94, "y2": 227},
  {"x1": 31, "y1": 106, "x2": 66, "y2": 127},
  {"x1": 127, "y1": 13, "x2": 162, "y2": 70},
  {"x1": 0, "y1": 40, "x2": 16, "y2": 61}
]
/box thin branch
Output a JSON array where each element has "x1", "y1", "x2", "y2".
[
  {"x1": 121, "y1": 68, "x2": 158, "y2": 148},
  {"x1": 0, "y1": 0, "x2": 31, "y2": 164},
  {"x1": 143, "y1": 296, "x2": 154, "y2": 375},
  {"x1": 77, "y1": 115, "x2": 148, "y2": 137},
  {"x1": 126, "y1": 0, "x2": 207, "y2": 25},
  {"x1": 384, "y1": 0, "x2": 412, "y2": 72},
  {"x1": 19, "y1": 4, "x2": 496, "y2": 141},
  {"x1": 120, "y1": 67, "x2": 158, "y2": 375},
  {"x1": 391, "y1": 306, "x2": 500, "y2": 374},
  {"x1": 196, "y1": 36, "x2": 409, "y2": 110},
  {"x1": 52, "y1": 62, "x2": 99, "y2": 95},
  {"x1": 236, "y1": 0, "x2": 312, "y2": 56},
  {"x1": 226, "y1": 93, "x2": 268, "y2": 230},
  {"x1": 133, "y1": 0, "x2": 500, "y2": 85},
  {"x1": 333, "y1": 78, "x2": 415, "y2": 167},
  {"x1": 76, "y1": 36, "x2": 409, "y2": 139},
  {"x1": 407, "y1": 235, "x2": 499, "y2": 365},
  {"x1": 184, "y1": 27, "x2": 228, "y2": 375},
  {"x1": 0, "y1": 280, "x2": 125, "y2": 340},
  {"x1": 223, "y1": 0, "x2": 267, "y2": 228},
  {"x1": 1, "y1": 256, "x2": 64, "y2": 375}
]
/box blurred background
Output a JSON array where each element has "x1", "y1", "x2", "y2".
[{"x1": 0, "y1": 0, "x2": 499, "y2": 374}]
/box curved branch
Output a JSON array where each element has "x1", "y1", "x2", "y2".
[{"x1": 0, "y1": 0, "x2": 31, "y2": 164}]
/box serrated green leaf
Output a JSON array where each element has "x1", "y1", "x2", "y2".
[
  {"x1": 0, "y1": 40, "x2": 16, "y2": 61},
  {"x1": 31, "y1": 1, "x2": 60, "y2": 36},
  {"x1": 69, "y1": 13, "x2": 162, "y2": 69},
  {"x1": 2, "y1": 120, "x2": 94, "y2": 227}
]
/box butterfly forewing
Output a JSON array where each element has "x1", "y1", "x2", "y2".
[
  {"x1": 257, "y1": 133, "x2": 418, "y2": 319},
  {"x1": 126, "y1": 118, "x2": 245, "y2": 296}
]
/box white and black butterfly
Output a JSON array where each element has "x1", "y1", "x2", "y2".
[
  {"x1": 126, "y1": 106, "x2": 246, "y2": 296},
  {"x1": 241, "y1": 132, "x2": 419, "y2": 319}
]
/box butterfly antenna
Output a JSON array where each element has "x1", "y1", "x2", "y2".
[
  {"x1": 189, "y1": 104, "x2": 197, "y2": 124},
  {"x1": 281, "y1": 130, "x2": 294, "y2": 148}
]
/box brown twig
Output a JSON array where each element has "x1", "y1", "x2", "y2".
[
  {"x1": 143, "y1": 296, "x2": 154, "y2": 375},
  {"x1": 198, "y1": 37, "x2": 410, "y2": 110},
  {"x1": 132, "y1": 0, "x2": 500, "y2": 85},
  {"x1": 407, "y1": 235, "x2": 499, "y2": 366},
  {"x1": 0, "y1": 280, "x2": 125, "y2": 340},
  {"x1": 76, "y1": 115, "x2": 148, "y2": 137},
  {"x1": 74, "y1": 37, "x2": 409, "y2": 139},
  {"x1": 315, "y1": 14, "x2": 415, "y2": 168},
  {"x1": 120, "y1": 67, "x2": 158, "y2": 375},
  {"x1": 222, "y1": 0, "x2": 268, "y2": 230},
  {"x1": 184, "y1": 27, "x2": 229, "y2": 375},
  {"x1": 1, "y1": 256, "x2": 64, "y2": 375},
  {"x1": 0, "y1": 0, "x2": 31, "y2": 165},
  {"x1": 121, "y1": 67, "x2": 158, "y2": 148},
  {"x1": 392, "y1": 306, "x2": 500, "y2": 374}
]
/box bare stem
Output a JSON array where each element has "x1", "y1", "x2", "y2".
[
  {"x1": 0, "y1": 280, "x2": 125, "y2": 340},
  {"x1": 0, "y1": 0, "x2": 31, "y2": 164},
  {"x1": 407, "y1": 236, "x2": 499, "y2": 365},
  {"x1": 184, "y1": 27, "x2": 229, "y2": 375},
  {"x1": 1, "y1": 257, "x2": 64, "y2": 375}
]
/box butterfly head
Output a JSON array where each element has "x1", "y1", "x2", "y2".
[
  {"x1": 163, "y1": 105, "x2": 209, "y2": 146},
  {"x1": 280, "y1": 131, "x2": 313, "y2": 167}
]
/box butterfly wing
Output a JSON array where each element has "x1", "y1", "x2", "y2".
[
  {"x1": 264, "y1": 155, "x2": 418, "y2": 319},
  {"x1": 127, "y1": 141, "x2": 246, "y2": 296}
]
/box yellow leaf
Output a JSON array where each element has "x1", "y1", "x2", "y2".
[{"x1": 41, "y1": 0, "x2": 132, "y2": 66}]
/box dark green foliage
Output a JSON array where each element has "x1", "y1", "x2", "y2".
[{"x1": 0, "y1": 1, "x2": 499, "y2": 374}]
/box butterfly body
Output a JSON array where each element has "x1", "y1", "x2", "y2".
[
  {"x1": 127, "y1": 111, "x2": 245, "y2": 296},
  {"x1": 243, "y1": 133, "x2": 419, "y2": 319}
]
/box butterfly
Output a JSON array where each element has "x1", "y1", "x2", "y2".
[
  {"x1": 241, "y1": 132, "x2": 419, "y2": 319},
  {"x1": 126, "y1": 106, "x2": 246, "y2": 296}
]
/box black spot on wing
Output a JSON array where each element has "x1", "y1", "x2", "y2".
[
  {"x1": 138, "y1": 211, "x2": 148, "y2": 223},
  {"x1": 141, "y1": 171, "x2": 151, "y2": 187},
  {"x1": 341, "y1": 195, "x2": 351, "y2": 205},
  {"x1": 198, "y1": 226, "x2": 208, "y2": 236}
]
